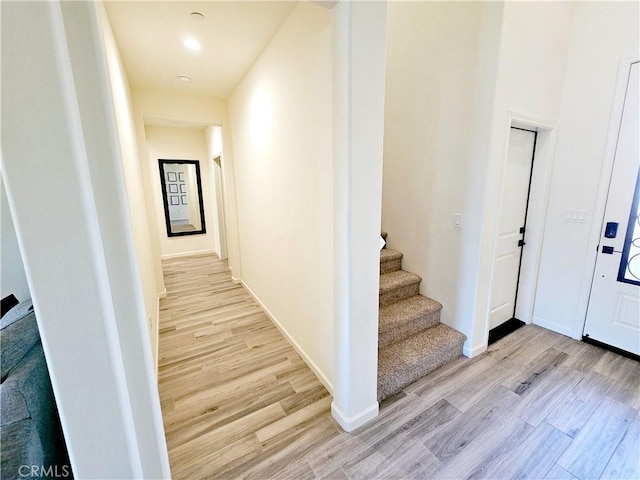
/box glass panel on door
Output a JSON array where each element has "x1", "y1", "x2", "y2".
[{"x1": 618, "y1": 169, "x2": 640, "y2": 285}]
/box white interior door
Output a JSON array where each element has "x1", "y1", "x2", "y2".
[
  {"x1": 489, "y1": 128, "x2": 536, "y2": 330},
  {"x1": 584, "y1": 62, "x2": 640, "y2": 355}
]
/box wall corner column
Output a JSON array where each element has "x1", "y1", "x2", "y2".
[{"x1": 331, "y1": 0, "x2": 387, "y2": 432}]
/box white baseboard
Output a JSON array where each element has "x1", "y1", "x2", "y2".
[
  {"x1": 154, "y1": 294, "x2": 161, "y2": 378},
  {"x1": 463, "y1": 341, "x2": 487, "y2": 358},
  {"x1": 229, "y1": 266, "x2": 241, "y2": 284},
  {"x1": 160, "y1": 249, "x2": 217, "y2": 260},
  {"x1": 240, "y1": 280, "x2": 334, "y2": 394},
  {"x1": 532, "y1": 316, "x2": 574, "y2": 337},
  {"x1": 331, "y1": 401, "x2": 379, "y2": 432}
]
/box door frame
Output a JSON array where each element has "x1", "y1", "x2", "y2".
[
  {"x1": 484, "y1": 112, "x2": 558, "y2": 344},
  {"x1": 574, "y1": 58, "x2": 640, "y2": 339},
  {"x1": 212, "y1": 153, "x2": 228, "y2": 259}
]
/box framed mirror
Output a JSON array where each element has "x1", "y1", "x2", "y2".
[{"x1": 158, "y1": 159, "x2": 206, "y2": 237}]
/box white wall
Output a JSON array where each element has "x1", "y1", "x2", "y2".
[
  {"x1": 1, "y1": 1, "x2": 169, "y2": 477},
  {"x1": 534, "y1": 1, "x2": 640, "y2": 336},
  {"x1": 227, "y1": 2, "x2": 334, "y2": 388},
  {"x1": 99, "y1": 3, "x2": 163, "y2": 365},
  {"x1": 1, "y1": 176, "x2": 30, "y2": 302},
  {"x1": 382, "y1": 1, "x2": 483, "y2": 332},
  {"x1": 145, "y1": 125, "x2": 219, "y2": 257}
]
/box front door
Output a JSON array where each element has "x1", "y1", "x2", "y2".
[
  {"x1": 584, "y1": 62, "x2": 640, "y2": 356},
  {"x1": 488, "y1": 127, "x2": 537, "y2": 333}
]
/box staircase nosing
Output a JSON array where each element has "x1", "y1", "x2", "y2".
[{"x1": 379, "y1": 270, "x2": 422, "y2": 292}]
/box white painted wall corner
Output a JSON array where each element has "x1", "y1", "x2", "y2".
[
  {"x1": 331, "y1": 401, "x2": 379, "y2": 433},
  {"x1": 463, "y1": 341, "x2": 487, "y2": 358}
]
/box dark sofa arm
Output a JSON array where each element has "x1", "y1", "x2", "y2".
[{"x1": 1, "y1": 343, "x2": 70, "y2": 478}]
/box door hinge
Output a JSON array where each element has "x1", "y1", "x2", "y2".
[
  {"x1": 519, "y1": 226, "x2": 525, "y2": 234},
  {"x1": 518, "y1": 239, "x2": 526, "y2": 247}
]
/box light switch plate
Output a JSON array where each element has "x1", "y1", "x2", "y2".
[
  {"x1": 453, "y1": 213, "x2": 463, "y2": 228},
  {"x1": 564, "y1": 209, "x2": 586, "y2": 223}
]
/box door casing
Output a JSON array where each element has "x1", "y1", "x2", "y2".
[{"x1": 484, "y1": 113, "x2": 558, "y2": 344}]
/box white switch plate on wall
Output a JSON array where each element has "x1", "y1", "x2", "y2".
[
  {"x1": 453, "y1": 213, "x2": 463, "y2": 227},
  {"x1": 564, "y1": 209, "x2": 587, "y2": 223}
]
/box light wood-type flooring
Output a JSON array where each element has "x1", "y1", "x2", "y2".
[{"x1": 158, "y1": 253, "x2": 639, "y2": 479}]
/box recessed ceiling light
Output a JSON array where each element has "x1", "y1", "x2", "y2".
[
  {"x1": 177, "y1": 75, "x2": 191, "y2": 82},
  {"x1": 183, "y1": 38, "x2": 201, "y2": 51},
  {"x1": 190, "y1": 12, "x2": 204, "y2": 20}
]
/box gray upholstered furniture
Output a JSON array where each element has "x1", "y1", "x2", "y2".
[{"x1": 0, "y1": 300, "x2": 69, "y2": 479}]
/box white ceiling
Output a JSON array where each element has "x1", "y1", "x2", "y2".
[{"x1": 105, "y1": 1, "x2": 297, "y2": 99}]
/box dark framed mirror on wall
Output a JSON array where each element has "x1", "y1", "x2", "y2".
[{"x1": 158, "y1": 159, "x2": 206, "y2": 237}]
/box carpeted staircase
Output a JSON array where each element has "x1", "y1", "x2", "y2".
[{"x1": 378, "y1": 232, "x2": 466, "y2": 401}]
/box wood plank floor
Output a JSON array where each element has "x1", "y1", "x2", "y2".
[{"x1": 158, "y1": 253, "x2": 640, "y2": 480}]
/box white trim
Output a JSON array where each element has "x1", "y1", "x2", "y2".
[
  {"x1": 508, "y1": 112, "x2": 556, "y2": 131},
  {"x1": 212, "y1": 153, "x2": 228, "y2": 260},
  {"x1": 241, "y1": 280, "x2": 334, "y2": 394},
  {"x1": 230, "y1": 267, "x2": 242, "y2": 284},
  {"x1": 532, "y1": 315, "x2": 573, "y2": 338},
  {"x1": 155, "y1": 293, "x2": 161, "y2": 377},
  {"x1": 160, "y1": 248, "x2": 217, "y2": 260},
  {"x1": 572, "y1": 58, "x2": 640, "y2": 340},
  {"x1": 463, "y1": 342, "x2": 487, "y2": 358},
  {"x1": 331, "y1": 401, "x2": 379, "y2": 432}
]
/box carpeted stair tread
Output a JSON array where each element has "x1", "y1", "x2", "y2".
[
  {"x1": 381, "y1": 231, "x2": 388, "y2": 241},
  {"x1": 380, "y1": 248, "x2": 403, "y2": 262},
  {"x1": 378, "y1": 323, "x2": 466, "y2": 400},
  {"x1": 379, "y1": 270, "x2": 422, "y2": 306},
  {"x1": 379, "y1": 295, "x2": 442, "y2": 348},
  {"x1": 380, "y1": 249, "x2": 403, "y2": 274},
  {"x1": 379, "y1": 270, "x2": 421, "y2": 294}
]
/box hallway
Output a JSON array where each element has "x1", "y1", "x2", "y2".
[
  {"x1": 157, "y1": 254, "x2": 337, "y2": 478},
  {"x1": 157, "y1": 254, "x2": 639, "y2": 480}
]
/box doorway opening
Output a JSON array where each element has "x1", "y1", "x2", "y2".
[{"x1": 488, "y1": 126, "x2": 538, "y2": 345}]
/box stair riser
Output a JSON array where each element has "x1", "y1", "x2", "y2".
[
  {"x1": 380, "y1": 258, "x2": 402, "y2": 274},
  {"x1": 379, "y1": 310, "x2": 440, "y2": 348},
  {"x1": 377, "y1": 341, "x2": 464, "y2": 401},
  {"x1": 379, "y1": 283, "x2": 420, "y2": 307}
]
